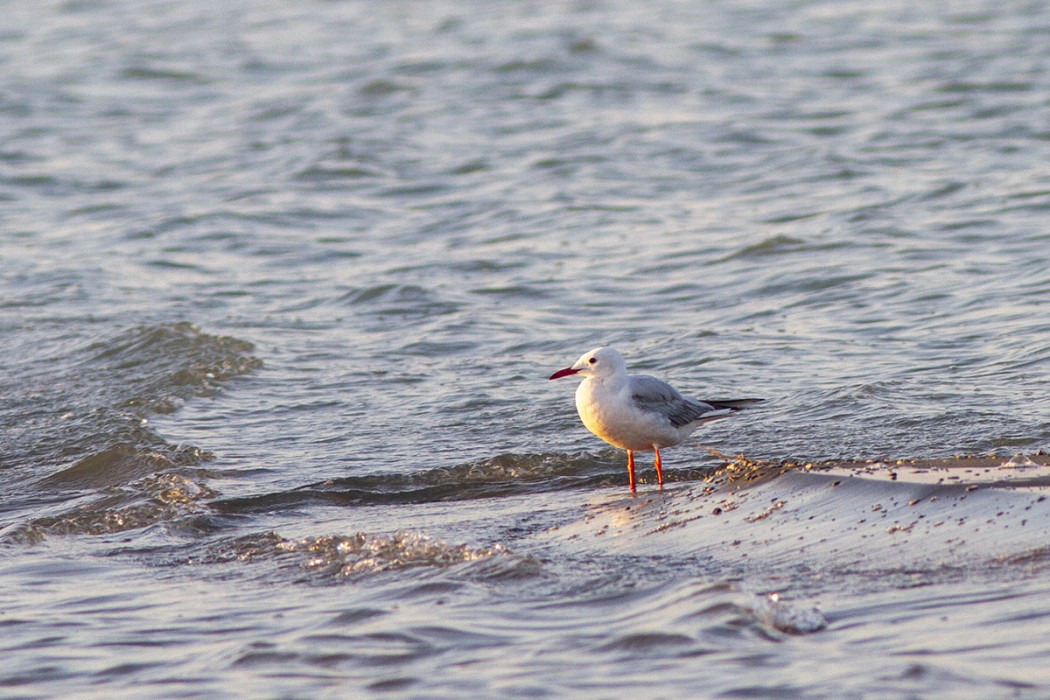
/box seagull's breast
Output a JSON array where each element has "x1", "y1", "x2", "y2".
[{"x1": 575, "y1": 377, "x2": 678, "y2": 451}]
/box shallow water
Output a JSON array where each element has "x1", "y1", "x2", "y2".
[{"x1": 3, "y1": 0, "x2": 1050, "y2": 697}]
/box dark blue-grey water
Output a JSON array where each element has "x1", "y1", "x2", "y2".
[{"x1": 3, "y1": 0, "x2": 1050, "y2": 697}]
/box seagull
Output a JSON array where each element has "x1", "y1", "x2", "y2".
[{"x1": 549, "y1": 346, "x2": 762, "y2": 490}]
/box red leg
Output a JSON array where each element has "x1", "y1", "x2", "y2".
[
  {"x1": 627, "y1": 450, "x2": 637, "y2": 491},
  {"x1": 654, "y1": 447, "x2": 664, "y2": 486}
]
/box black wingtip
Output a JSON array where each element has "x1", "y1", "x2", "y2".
[{"x1": 707, "y1": 398, "x2": 765, "y2": 411}]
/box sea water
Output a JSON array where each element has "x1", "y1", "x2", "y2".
[{"x1": 3, "y1": 0, "x2": 1050, "y2": 697}]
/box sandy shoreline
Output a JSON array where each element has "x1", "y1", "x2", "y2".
[{"x1": 545, "y1": 451, "x2": 1050, "y2": 590}]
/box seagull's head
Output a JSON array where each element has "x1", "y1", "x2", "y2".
[{"x1": 549, "y1": 346, "x2": 626, "y2": 381}]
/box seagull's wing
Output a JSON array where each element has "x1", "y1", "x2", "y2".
[
  {"x1": 704, "y1": 398, "x2": 765, "y2": 410},
  {"x1": 629, "y1": 375, "x2": 733, "y2": 428}
]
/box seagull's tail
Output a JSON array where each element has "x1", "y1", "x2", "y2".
[{"x1": 706, "y1": 398, "x2": 764, "y2": 411}]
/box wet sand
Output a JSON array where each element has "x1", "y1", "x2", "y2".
[{"x1": 547, "y1": 453, "x2": 1050, "y2": 593}]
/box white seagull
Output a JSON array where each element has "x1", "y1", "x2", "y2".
[{"x1": 549, "y1": 346, "x2": 762, "y2": 490}]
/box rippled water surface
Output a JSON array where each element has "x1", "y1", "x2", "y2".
[{"x1": 3, "y1": 0, "x2": 1050, "y2": 697}]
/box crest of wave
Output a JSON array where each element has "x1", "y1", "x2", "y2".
[{"x1": 276, "y1": 531, "x2": 514, "y2": 577}]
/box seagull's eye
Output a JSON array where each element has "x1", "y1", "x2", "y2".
[{"x1": 588, "y1": 357, "x2": 597, "y2": 364}]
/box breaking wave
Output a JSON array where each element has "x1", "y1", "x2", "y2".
[
  {"x1": 0, "y1": 323, "x2": 260, "y2": 541},
  {"x1": 202, "y1": 530, "x2": 540, "y2": 580}
]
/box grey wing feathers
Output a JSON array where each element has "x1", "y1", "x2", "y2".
[
  {"x1": 630, "y1": 375, "x2": 731, "y2": 428},
  {"x1": 630, "y1": 376, "x2": 764, "y2": 428}
]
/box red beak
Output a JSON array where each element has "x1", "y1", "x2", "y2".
[{"x1": 549, "y1": 367, "x2": 580, "y2": 380}]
